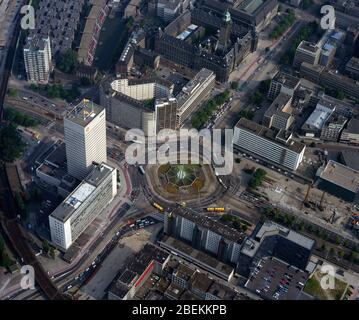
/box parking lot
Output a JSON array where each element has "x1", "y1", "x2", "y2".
[{"x1": 245, "y1": 257, "x2": 311, "y2": 300}]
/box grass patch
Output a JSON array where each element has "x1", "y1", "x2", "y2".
[{"x1": 304, "y1": 271, "x2": 347, "y2": 300}]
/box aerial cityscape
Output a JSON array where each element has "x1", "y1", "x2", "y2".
[{"x1": 0, "y1": 0, "x2": 359, "y2": 305}]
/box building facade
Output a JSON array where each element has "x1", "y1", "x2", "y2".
[
  {"x1": 293, "y1": 41, "x2": 321, "y2": 69},
  {"x1": 49, "y1": 163, "x2": 117, "y2": 250},
  {"x1": 164, "y1": 207, "x2": 244, "y2": 266},
  {"x1": 176, "y1": 68, "x2": 216, "y2": 126},
  {"x1": 100, "y1": 77, "x2": 176, "y2": 136},
  {"x1": 64, "y1": 100, "x2": 107, "y2": 180},
  {"x1": 234, "y1": 118, "x2": 306, "y2": 171},
  {"x1": 23, "y1": 35, "x2": 52, "y2": 84}
]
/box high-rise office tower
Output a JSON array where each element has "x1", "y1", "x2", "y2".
[
  {"x1": 23, "y1": 35, "x2": 52, "y2": 84},
  {"x1": 64, "y1": 99, "x2": 107, "y2": 180}
]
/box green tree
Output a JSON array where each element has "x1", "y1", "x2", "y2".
[
  {"x1": 231, "y1": 81, "x2": 239, "y2": 90},
  {"x1": 15, "y1": 193, "x2": 26, "y2": 218},
  {"x1": 49, "y1": 247, "x2": 55, "y2": 259},
  {"x1": 57, "y1": 49, "x2": 78, "y2": 74},
  {"x1": 42, "y1": 240, "x2": 50, "y2": 254},
  {"x1": 0, "y1": 124, "x2": 26, "y2": 163},
  {"x1": 7, "y1": 88, "x2": 17, "y2": 97}
]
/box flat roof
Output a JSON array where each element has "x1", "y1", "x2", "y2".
[
  {"x1": 240, "y1": 0, "x2": 264, "y2": 14},
  {"x1": 172, "y1": 207, "x2": 244, "y2": 243},
  {"x1": 346, "y1": 119, "x2": 359, "y2": 134},
  {"x1": 65, "y1": 99, "x2": 104, "y2": 127},
  {"x1": 340, "y1": 150, "x2": 359, "y2": 171},
  {"x1": 174, "y1": 263, "x2": 196, "y2": 281},
  {"x1": 50, "y1": 163, "x2": 114, "y2": 222},
  {"x1": 162, "y1": 236, "x2": 234, "y2": 277},
  {"x1": 303, "y1": 103, "x2": 334, "y2": 131},
  {"x1": 264, "y1": 93, "x2": 292, "y2": 118},
  {"x1": 190, "y1": 272, "x2": 213, "y2": 293},
  {"x1": 298, "y1": 41, "x2": 320, "y2": 53},
  {"x1": 273, "y1": 72, "x2": 300, "y2": 89},
  {"x1": 242, "y1": 221, "x2": 315, "y2": 258},
  {"x1": 236, "y1": 118, "x2": 306, "y2": 154},
  {"x1": 318, "y1": 160, "x2": 359, "y2": 193}
]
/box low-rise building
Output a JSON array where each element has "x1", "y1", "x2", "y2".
[
  {"x1": 263, "y1": 93, "x2": 294, "y2": 131},
  {"x1": 237, "y1": 221, "x2": 315, "y2": 278},
  {"x1": 300, "y1": 62, "x2": 359, "y2": 100},
  {"x1": 301, "y1": 102, "x2": 335, "y2": 138},
  {"x1": 107, "y1": 244, "x2": 170, "y2": 300},
  {"x1": 78, "y1": 0, "x2": 109, "y2": 66},
  {"x1": 339, "y1": 149, "x2": 359, "y2": 172},
  {"x1": 316, "y1": 160, "x2": 359, "y2": 202},
  {"x1": 293, "y1": 41, "x2": 321, "y2": 69},
  {"x1": 267, "y1": 72, "x2": 300, "y2": 101},
  {"x1": 320, "y1": 113, "x2": 348, "y2": 142}
]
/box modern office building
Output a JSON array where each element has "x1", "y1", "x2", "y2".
[
  {"x1": 263, "y1": 93, "x2": 294, "y2": 131},
  {"x1": 293, "y1": 41, "x2": 321, "y2": 69},
  {"x1": 234, "y1": 118, "x2": 306, "y2": 171},
  {"x1": 316, "y1": 160, "x2": 359, "y2": 202},
  {"x1": 49, "y1": 163, "x2": 117, "y2": 251},
  {"x1": 267, "y1": 72, "x2": 300, "y2": 101},
  {"x1": 164, "y1": 207, "x2": 245, "y2": 266},
  {"x1": 100, "y1": 77, "x2": 176, "y2": 136},
  {"x1": 23, "y1": 35, "x2": 52, "y2": 84},
  {"x1": 176, "y1": 68, "x2": 216, "y2": 126},
  {"x1": 237, "y1": 221, "x2": 315, "y2": 277},
  {"x1": 64, "y1": 99, "x2": 107, "y2": 180},
  {"x1": 155, "y1": 97, "x2": 178, "y2": 132}
]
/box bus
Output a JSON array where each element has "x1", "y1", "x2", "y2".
[
  {"x1": 153, "y1": 202, "x2": 164, "y2": 212},
  {"x1": 205, "y1": 207, "x2": 225, "y2": 212}
]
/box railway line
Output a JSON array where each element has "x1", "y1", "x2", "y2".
[{"x1": 0, "y1": 165, "x2": 67, "y2": 300}]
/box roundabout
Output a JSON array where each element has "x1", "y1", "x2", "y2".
[{"x1": 144, "y1": 162, "x2": 220, "y2": 204}]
